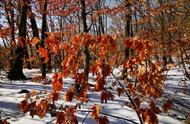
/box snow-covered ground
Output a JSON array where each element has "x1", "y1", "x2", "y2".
[{"x1": 0, "y1": 67, "x2": 189, "y2": 124}]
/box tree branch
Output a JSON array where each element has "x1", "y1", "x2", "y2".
[{"x1": 77, "y1": 109, "x2": 139, "y2": 124}]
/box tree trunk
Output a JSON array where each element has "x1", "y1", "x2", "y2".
[
  {"x1": 122, "y1": 1, "x2": 133, "y2": 80},
  {"x1": 40, "y1": 0, "x2": 48, "y2": 78},
  {"x1": 80, "y1": 0, "x2": 90, "y2": 81},
  {"x1": 124, "y1": 2, "x2": 133, "y2": 60},
  {"x1": 47, "y1": 16, "x2": 54, "y2": 73},
  {"x1": 7, "y1": 0, "x2": 28, "y2": 80},
  {"x1": 3, "y1": 0, "x2": 16, "y2": 74},
  {"x1": 28, "y1": 2, "x2": 40, "y2": 68},
  {"x1": 29, "y1": 6, "x2": 39, "y2": 39},
  {"x1": 98, "y1": 0, "x2": 105, "y2": 35}
]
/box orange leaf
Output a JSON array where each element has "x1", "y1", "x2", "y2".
[
  {"x1": 94, "y1": 77, "x2": 105, "y2": 92},
  {"x1": 134, "y1": 97, "x2": 142, "y2": 109},
  {"x1": 95, "y1": 116, "x2": 109, "y2": 124},
  {"x1": 1, "y1": 119, "x2": 10, "y2": 124},
  {"x1": 64, "y1": 106, "x2": 78, "y2": 124},
  {"x1": 74, "y1": 72, "x2": 87, "y2": 84},
  {"x1": 56, "y1": 112, "x2": 65, "y2": 124},
  {"x1": 65, "y1": 89, "x2": 75, "y2": 102},
  {"x1": 18, "y1": 36, "x2": 24, "y2": 48},
  {"x1": 36, "y1": 99, "x2": 48, "y2": 118},
  {"x1": 32, "y1": 37, "x2": 40, "y2": 45},
  {"x1": 117, "y1": 88, "x2": 124, "y2": 97},
  {"x1": 31, "y1": 90, "x2": 38, "y2": 96},
  {"x1": 76, "y1": 90, "x2": 88, "y2": 103},
  {"x1": 90, "y1": 104, "x2": 100, "y2": 118},
  {"x1": 26, "y1": 38, "x2": 30, "y2": 45},
  {"x1": 50, "y1": 91, "x2": 59, "y2": 102},
  {"x1": 52, "y1": 73, "x2": 63, "y2": 92},
  {"x1": 150, "y1": 100, "x2": 160, "y2": 114},
  {"x1": 45, "y1": 33, "x2": 58, "y2": 45},
  {"x1": 101, "y1": 64, "x2": 111, "y2": 77},
  {"x1": 123, "y1": 37, "x2": 133, "y2": 48},
  {"x1": 100, "y1": 91, "x2": 113, "y2": 104},
  {"x1": 142, "y1": 108, "x2": 158, "y2": 124},
  {"x1": 29, "y1": 101, "x2": 37, "y2": 118},
  {"x1": 38, "y1": 47, "x2": 49, "y2": 63},
  {"x1": 18, "y1": 99, "x2": 28, "y2": 113},
  {"x1": 162, "y1": 100, "x2": 173, "y2": 112}
]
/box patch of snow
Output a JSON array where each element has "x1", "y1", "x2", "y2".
[{"x1": 0, "y1": 67, "x2": 189, "y2": 124}]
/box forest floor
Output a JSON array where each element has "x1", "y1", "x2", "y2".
[{"x1": 0, "y1": 66, "x2": 189, "y2": 124}]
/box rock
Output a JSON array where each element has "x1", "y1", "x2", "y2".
[{"x1": 18, "y1": 89, "x2": 30, "y2": 94}]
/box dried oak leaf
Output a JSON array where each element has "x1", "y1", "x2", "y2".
[
  {"x1": 56, "y1": 111, "x2": 65, "y2": 124},
  {"x1": 94, "y1": 77, "x2": 105, "y2": 92},
  {"x1": 65, "y1": 87, "x2": 75, "y2": 102},
  {"x1": 52, "y1": 73, "x2": 63, "y2": 92},
  {"x1": 100, "y1": 91, "x2": 107, "y2": 103},
  {"x1": 162, "y1": 100, "x2": 173, "y2": 113},
  {"x1": 95, "y1": 116, "x2": 109, "y2": 124},
  {"x1": 65, "y1": 106, "x2": 78, "y2": 124},
  {"x1": 117, "y1": 87, "x2": 124, "y2": 97},
  {"x1": 50, "y1": 91, "x2": 59, "y2": 102},
  {"x1": 74, "y1": 72, "x2": 87, "y2": 84},
  {"x1": 0, "y1": 118, "x2": 10, "y2": 124},
  {"x1": 100, "y1": 91, "x2": 114, "y2": 104},
  {"x1": 18, "y1": 99, "x2": 29, "y2": 113},
  {"x1": 142, "y1": 108, "x2": 158, "y2": 124},
  {"x1": 76, "y1": 90, "x2": 88, "y2": 103},
  {"x1": 90, "y1": 104, "x2": 100, "y2": 118},
  {"x1": 32, "y1": 37, "x2": 40, "y2": 45},
  {"x1": 29, "y1": 101, "x2": 37, "y2": 118},
  {"x1": 36, "y1": 99, "x2": 48, "y2": 118},
  {"x1": 101, "y1": 64, "x2": 111, "y2": 77},
  {"x1": 150, "y1": 100, "x2": 160, "y2": 114},
  {"x1": 134, "y1": 97, "x2": 142, "y2": 109},
  {"x1": 38, "y1": 47, "x2": 49, "y2": 63}
]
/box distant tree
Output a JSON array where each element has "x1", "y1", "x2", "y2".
[
  {"x1": 80, "y1": 0, "x2": 90, "y2": 80},
  {"x1": 7, "y1": 0, "x2": 29, "y2": 80},
  {"x1": 40, "y1": 0, "x2": 48, "y2": 78}
]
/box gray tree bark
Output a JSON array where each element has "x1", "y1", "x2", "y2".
[{"x1": 8, "y1": 0, "x2": 28, "y2": 80}]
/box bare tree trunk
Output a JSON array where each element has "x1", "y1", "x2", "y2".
[
  {"x1": 98, "y1": 0, "x2": 105, "y2": 35},
  {"x1": 8, "y1": 0, "x2": 28, "y2": 80},
  {"x1": 40, "y1": 0, "x2": 48, "y2": 78},
  {"x1": 10, "y1": 1, "x2": 15, "y2": 70},
  {"x1": 124, "y1": 2, "x2": 133, "y2": 60},
  {"x1": 28, "y1": 2, "x2": 40, "y2": 68},
  {"x1": 122, "y1": 1, "x2": 133, "y2": 80},
  {"x1": 29, "y1": 6, "x2": 39, "y2": 39},
  {"x1": 80, "y1": 0, "x2": 90, "y2": 81},
  {"x1": 159, "y1": 0, "x2": 167, "y2": 68},
  {"x1": 47, "y1": 17, "x2": 54, "y2": 73},
  {"x1": 3, "y1": 0, "x2": 16, "y2": 73},
  {"x1": 180, "y1": 48, "x2": 190, "y2": 80}
]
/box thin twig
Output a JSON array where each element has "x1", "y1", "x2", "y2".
[
  {"x1": 90, "y1": 52, "x2": 143, "y2": 124},
  {"x1": 110, "y1": 71, "x2": 143, "y2": 124},
  {"x1": 77, "y1": 109, "x2": 138, "y2": 124},
  {"x1": 82, "y1": 111, "x2": 90, "y2": 124}
]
